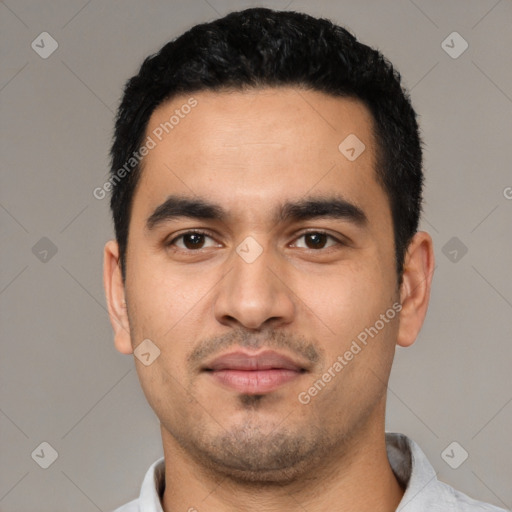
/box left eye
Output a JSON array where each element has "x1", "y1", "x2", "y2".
[
  {"x1": 168, "y1": 232, "x2": 218, "y2": 250},
  {"x1": 292, "y1": 232, "x2": 339, "y2": 250}
]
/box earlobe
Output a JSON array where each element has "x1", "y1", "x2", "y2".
[
  {"x1": 396, "y1": 231, "x2": 435, "y2": 348},
  {"x1": 103, "y1": 240, "x2": 133, "y2": 354}
]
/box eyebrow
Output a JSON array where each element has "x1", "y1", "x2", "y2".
[{"x1": 145, "y1": 194, "x2": 367, "y2": 231}]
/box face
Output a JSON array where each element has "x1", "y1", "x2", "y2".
[{"x1": 104, "y1": 87, "x2": 432, "y2": 482}]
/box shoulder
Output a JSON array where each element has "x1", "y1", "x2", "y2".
[
  {"x1": 387, "y1": 433, "x2": 507, "y2": 512},
  {"x1": 110, "y1": 499, "x2": 140, "y2": 512},
  {"x1": 441, "y1": 480, "x2": 509, "y2": 512},
  {"x1": 109, "y1": 456, "x2": 165, "y2": 512}
]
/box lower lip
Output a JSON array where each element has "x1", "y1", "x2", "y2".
[{"x1": 208, "y1": 369, "x2": 302, "y2": 394}]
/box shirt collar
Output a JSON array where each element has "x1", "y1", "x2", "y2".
[
  {"x1": 138, "y1": 455, "x2": 165, "y2": 512},
  {"x1": 136, "y1": 432, "x2": 458, "y2": 511}
]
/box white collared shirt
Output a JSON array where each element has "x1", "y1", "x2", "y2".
[{"x1": 111, "y1": 432, "x2": 507, "y2": 511}]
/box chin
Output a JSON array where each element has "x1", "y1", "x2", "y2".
[{"x1": 184, "y1": 421, "x2": 337, "y2": 486}]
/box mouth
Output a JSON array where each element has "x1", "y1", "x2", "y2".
[{"x1": 202, "y1": 350, "x2": 308, "y2": 394}]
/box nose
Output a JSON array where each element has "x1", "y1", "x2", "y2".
[{"x1": 213, "y1": 239, "x2": 296, "y2": 331}]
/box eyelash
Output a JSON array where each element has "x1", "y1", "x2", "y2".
[{"x1": 165, "y1": 229, "x2": 345, "y2": 252}]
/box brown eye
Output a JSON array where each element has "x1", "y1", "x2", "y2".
[
  {"x1": 181, "y1": 233, "x2": 206, "y2": 249},
  {"x1": 293, "y1": 231, "x2": 340, "y2": 250},
  {"x1": 167, "y1": 231, "x2": 218, "y2": 251},
  {"x1": 304, "y1": 232, "x2": 328, "y2": 249}
]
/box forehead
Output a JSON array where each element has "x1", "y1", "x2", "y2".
[
  {"x1": 133, "y1": 87, "x2": 389, "y2": 230},
  {"x1": 146, "y1": 87, "x2": 375, "y2": 162}
]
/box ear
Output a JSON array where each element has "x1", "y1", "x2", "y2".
[
  {"x1": 103, "y1": 240, "x2": 133, "y2": 354},
  {"x1": 397, "y1": 231, "x2": 435, "y2": 348}
]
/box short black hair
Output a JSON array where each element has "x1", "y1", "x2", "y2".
[{"x1": 109, "y1": 7, "x2": 423, "y2": 282}]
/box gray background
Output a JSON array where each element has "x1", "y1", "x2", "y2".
[{"x1": 1, "y1": 0, "x2": 511, "y2": 510}]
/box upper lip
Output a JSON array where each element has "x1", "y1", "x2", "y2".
[{"x1": 203, "y1": 350, "x2": 307, "y2": 372}]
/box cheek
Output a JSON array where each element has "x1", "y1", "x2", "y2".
[
  {"x1": 125, "y1": 280, "x2": 195, "y2": 391},
  {"x1": 302, "y1": 261, "x2": 391, "y2": 331},
  {"x1": 135, "y1": 361, "x2": 195, "y2": 433},
  {"x1": 127, "y1": 260, "x2": 192, "y2": 330},
  {"x1": 297, "y1": 258, "x2": 399, "y2": 388}
]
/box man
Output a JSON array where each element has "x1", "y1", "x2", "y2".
[{"x1": 103, "y1": 8, "x2": 505, "y2": 512}]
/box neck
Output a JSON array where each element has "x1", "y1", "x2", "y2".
[{"x1": 160, "y1": 402, "x2": 403, "y2": 512}]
